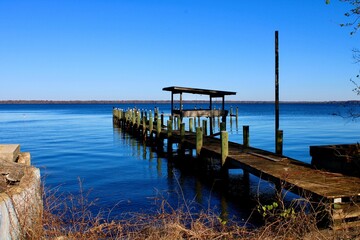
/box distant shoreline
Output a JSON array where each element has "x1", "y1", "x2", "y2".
[{"x1": 0, "y1": 100, "x2": 359, "y2": 104}]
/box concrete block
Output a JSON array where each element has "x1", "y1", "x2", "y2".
[{"x1": 0, "y1": 145, "x2": 20, "y2": 162}]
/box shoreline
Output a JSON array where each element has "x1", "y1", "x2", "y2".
[{"x1": 0, "y1": 100, "x2": 359, "y2": 104}]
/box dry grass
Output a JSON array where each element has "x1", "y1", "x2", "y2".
[{"x1": 25, "y1": 178, "x2": 360, "y2": 240}]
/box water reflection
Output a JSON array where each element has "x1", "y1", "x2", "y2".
[{"x1": 112, "y1": 124, "x2": 268, "y2": 226}]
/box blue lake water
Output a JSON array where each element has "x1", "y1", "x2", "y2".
[{"x1": 0, "y1": 103, "x2": 359, "y2": 225}]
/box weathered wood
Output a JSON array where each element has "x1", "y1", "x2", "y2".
[
  {"x1": 161, "y1": 114, "x2": 164, "y2": 127},
  {"x1": 202, "y1": 120, "x2": 207, "y2": 136},
  {"x1": 149, "y1": 116, "x2": 153, "y2": 136},
  {"x1": 221, "y1": 131, "x2": 228, "y2": 166},
  {"x1": 131, "y1": 110, "x2": 136, "y2": 125},
  {"x1": 136, "y1": 111, "x2": 140, "y2": 127},
  {"x1": 142, "y1": 115, "x2": 146, "y2": 139},
  {"x1": 180, "y1": 123, "x2": 185, "y2": 143},
  {"x1": 156, "y1": 115, "x2": 161, "y2": 138},
  {"x1": 220, "y1": 122, "x2": 226, "y2": 132},
  {"x1": 167, "y1": 120, "x2": 172, "y2": 138},
  {"x1": 243, "y1": 125, "x2": 249, "y2": 147},
  {"x1": 196, "y1": 127, "x2": 203, "y2": 156},
  {"x1": 189, "y1": 118, "x2": 194, "y2": 132},
  {"x1": 236, "y1": 107, "x2": 239, "y2": 122}
]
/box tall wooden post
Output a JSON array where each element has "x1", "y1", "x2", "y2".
[
  {"x1": 275, "y1": 30, "x2": 281, "y2": 154},
  {"x1": 171, "y1": 92, "x2": 174, "y2": 118},
  {"x1": 209, "y1": 96, "x2": 213, "y2": 135}
]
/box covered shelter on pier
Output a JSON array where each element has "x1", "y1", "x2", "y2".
[{"x1": 162, "y1": 86, "x2": 236, "y2": 134}]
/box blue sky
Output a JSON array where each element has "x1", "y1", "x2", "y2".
[{"x1": 0, "y1": 0, "x2": 359, "y2": 101}]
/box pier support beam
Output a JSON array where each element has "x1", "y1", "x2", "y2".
[
  {"x1": 220, "y1": 122, "x2": 226, "y2": 132},
  {"x1": 149, "y1": 116, "x2": 153, "y2": 138},
  {"x1": 202, "y1": 120, "x2": 207, "y2": 136},
  {"x1": 189, "y1": 118, "x2": 194, "y2": 132},
  {"x1": 221, "y1": 131, "x2": 228, "y2": 166},
  {"x1": 196, "y1": 127, "x2": 203, "y2": 156},
  {"x1": 243, "y1": 125, "x2": 249, "y2": 148}
]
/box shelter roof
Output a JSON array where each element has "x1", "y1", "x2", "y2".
[{"x1": 162, "y1": 86, "x2": 236, "y2": 98}]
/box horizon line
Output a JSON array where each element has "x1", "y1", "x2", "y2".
[{"x1": 0, "y1": 100, "x2": 359, "y2": 104}]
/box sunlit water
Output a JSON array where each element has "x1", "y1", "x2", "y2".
[{"x1": 0, "y1": 103, "x2": 359, "y2": 225}]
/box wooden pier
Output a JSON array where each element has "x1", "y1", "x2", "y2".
[{"x1": 112, "y1": 107, "x2": 360, "y2": 229}]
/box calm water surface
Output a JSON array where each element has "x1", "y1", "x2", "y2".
[{"x1": 0, "y1": 103, "x2": 359, "y2": 225}]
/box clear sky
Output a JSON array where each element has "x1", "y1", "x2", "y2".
[{"x1": 0, "y1": 0, "x2": 359, "y2": 101}]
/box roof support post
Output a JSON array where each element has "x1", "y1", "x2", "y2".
[
  {"x1": 171, "y1": 92, "x2": 174, "y2": 118},
  {"x1": 209, "y1": 96, "x2": 213, "y2": 135}
]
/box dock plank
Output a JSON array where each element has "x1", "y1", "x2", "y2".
[{"x1": 182, "y1": 134, "x2": 360, "y2": 201}]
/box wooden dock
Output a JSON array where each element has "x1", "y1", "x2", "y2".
[{"x1": 112, "y1": 108, "x2": 360, "y2": 229}]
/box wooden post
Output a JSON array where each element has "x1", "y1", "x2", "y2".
[
  {"x1": 276, "y1": 130, "x2": 283, "y2": 155},
  {"x1": 137, "y1": 111, "x2": 141, "y2": 127},
  {"x1": 142, "y1": 115, "x2": 146, "y2": 139},
  {"x1": 167, "y1": 119, "x2": 172, "y2": 138},
  {"x1": 275, "y1": 30, "x2": 280, "y2": 153},
  {"x1": 196, "y1": 127, "x2": 203, "y2": 156},
  {"x1": 131, "y1": 110, "x2": 135, "y2": 126},
  {"x1": 189, "y1": 118, "x2": 194, "y2": 132},
  {"x1": 161, "y1": 113, "x2": 164, "y2": 127},
  {"x1": 149, "y1": 115, "x2": 153, "y2": 138},
  {"x1": 177, "y1": 116, "x2": 181, "y2": 130},
  {"x1": 173, "y1": 116, "x2": 177, "y2": 130},
  {"x1": 156, "y1": 115, "x2": 161, "y2": 138},
  {"x1": 243, "y1": 125, "x2": 249, "y2": 147},
  {"x1": 236, "y1": 107, "x2": 239, "y2": 122},
  {"x1": 202, "y1": 119, "x2": 207, "y2": 136},
  {"x1": 154, "y1": 107, "x2": 158, "y2": 119},
  {"x1": 221, "y1": 131, "x2": 228, "y2": 166},
  {"x1": 220, "y1": 122, "x2": 226, "y2": 132},
  {"x1": 211, "y1": 109, "x2": 215, "y2": 135},
  {"x1": 167, "y1": 119, "x2": 173, "y2": 155},
  {"x1": 180, "y1": 123, "x2": 185, "y2": 143}
]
